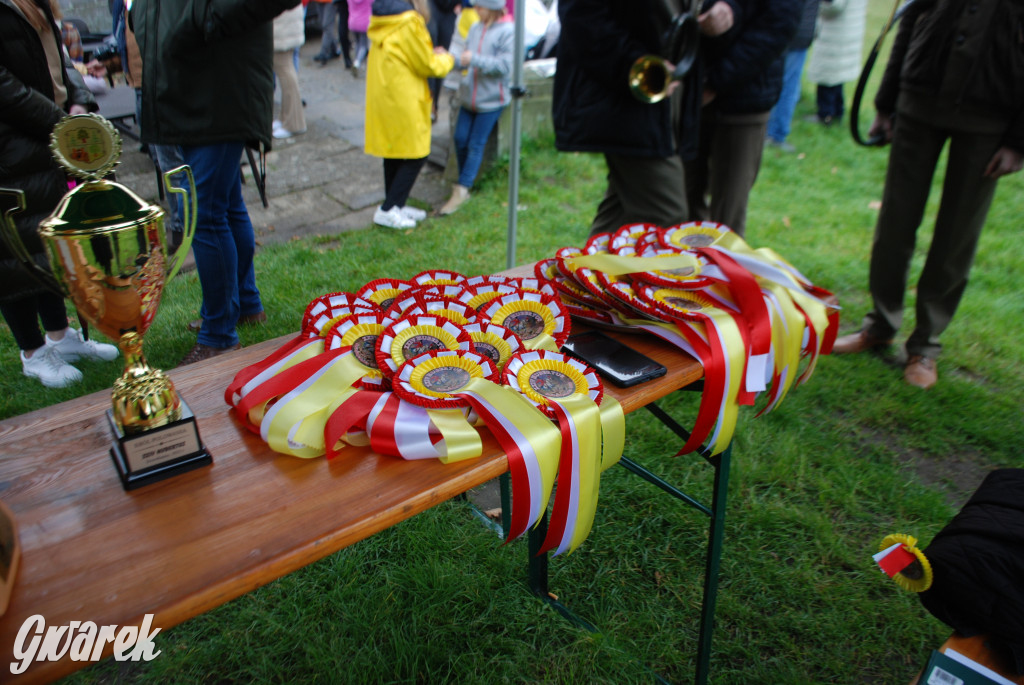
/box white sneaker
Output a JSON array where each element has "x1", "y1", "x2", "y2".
[
  {"x1": 46, "y1": 328, "x2": 119, "y2": 362},
  {"x1": 399, "y1": 205, "x2": 427, "y2": 221},
  {"x1": 22, "y1": 346, "x2": 83, "y2": 388},
  {"x1": 373, "y1": 206, "x2": 416, "y2": 229}
]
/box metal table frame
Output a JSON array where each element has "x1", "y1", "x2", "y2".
[{"x1": 496, "y1": 391, "x2": 731, "y2": 685}]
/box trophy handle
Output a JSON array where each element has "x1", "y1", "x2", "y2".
[
  {"x1": 0, "y1": 188, "x2": 67, "y2": 296},
  {"x1": 162, "y1": 164, "x2": 196, "y2": 282}
]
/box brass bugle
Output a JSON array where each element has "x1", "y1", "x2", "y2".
[
  {"x1": 630, "y1": 10, "x2": 700, "y2": 104},
  {"x1": 629, "y1": 55, "x2": 676, "y2": 104}
]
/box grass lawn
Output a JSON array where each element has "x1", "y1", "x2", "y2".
[{"x1": 3, "y1": 0, "x2": 1023, "y2": 681}]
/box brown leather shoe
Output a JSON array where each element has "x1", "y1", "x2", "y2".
[
  {"x1": 179, "y1": 342, "x2": 241, "y2": 366},
  {"x1": 904, "y1": 355, "x2": 937, "y2": 389},
  {"x1": 187, "y1": 311, "x2": 267, "y2": 334},
  {"x1": 831, "y1": 330, "x2": 893, "y2": 354}
]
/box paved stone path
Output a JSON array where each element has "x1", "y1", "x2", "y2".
[{"x1": 115, "y1": 39, "x2": 454, "y2": 249}]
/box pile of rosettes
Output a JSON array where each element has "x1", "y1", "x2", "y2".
[
  {"x1": 225, "y1": 269, "x2": 623, "y2": 555},
  {"x1": 225, "y1": 222, "x2": 838, "y2": 554},
  {"x1": 534, "y1": 221, "x2": 840, "y2": 456}
]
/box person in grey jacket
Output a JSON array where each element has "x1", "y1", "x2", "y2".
[
  {"x1": 438, "y1": 0, "x2": 514, "y2": 216},
  {"x1": 831, "y1": 0, "x2": 1024, "y2": 389}
]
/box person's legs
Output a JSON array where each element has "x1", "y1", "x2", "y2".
[
  {"x1": 905, "y1": 127, "x2": 1001, "y2": 359},
  {"x1": 816, "y1": 84, "x2": 844, "y2": 121},
  {"x1": 382, "y1": 158, "x2": 399, "y2": 209},
  {"x1": 384, "y1": 158, "x2": 427, "y2": 209},
  {"x1": 766, "y1": 48, "x2": 807, "y2": 144},
  {"x1": 181, "y1": 142, "x2": 246, "y2": 349},
  {"x1": 1, "y1": 294, "x2": 84, "y2": 387},
  {"x1": 863, "y1": 111, "x2": 946, "y2": 341},
  {"x1": 316, "y1": 1, "x2": 339, "y2": 62},
  {"x1": 457, "y1": 108, "x2": 502, "y2": 188},
  {"x1": 335, "y1": 0, "x2": 352, "y2": 66},
  {"x1": 353, "y1": 33, "x2": 368, "y2": 68},
  {"x1": 225, "y1": 161, "x2": 263, "y2": 320},
  {"x1": 453, "y1": 107, "x2": 472, "y2": 174},
  {"x1": 706, "y1": 112, "x2": 769, "y2": 237},
  {"x1": 150, "y1": 143, "x2": 186, "y2": 247},
  {"x1": 273, "y1": 49, "x2": 307, "y2": 134},
  {"x1": 1, "y1": 296, "x2": 48, "y2": 352},
  {"x1": 592, "y1": 153, "x2": 688, "y2": 236}
]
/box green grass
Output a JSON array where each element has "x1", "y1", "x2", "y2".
[{"x1": 6, "y1": 0, "x2": 1024, "y2": 680}]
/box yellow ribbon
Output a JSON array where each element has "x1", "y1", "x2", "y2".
[
  {"x1": 427, "y1": 408, "x2": 483, "y2": 463},
  {"x1": 557, "y1": 393, "x2": 603, "y2": 554},
  {"x1": 564, "y1": 253, "x2": 700, "y2": 276},
  {"x1": 598, "y1": 395, "x2": 624, "y2": 472},
  {"x1": 264, "y1": 354, "x2": 373, "y2": 458}
]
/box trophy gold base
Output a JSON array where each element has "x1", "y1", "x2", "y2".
[{"x1": 106, "y1": 399, "x2": 212, "y2": 491}]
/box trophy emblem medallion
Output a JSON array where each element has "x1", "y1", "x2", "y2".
[{"x1": 1, "y1": 114, "x2": 212, "y2": 490}]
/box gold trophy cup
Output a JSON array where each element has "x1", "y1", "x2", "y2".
[{"x1": 0, "y1": 114, "x2": 211, "y2": 490}]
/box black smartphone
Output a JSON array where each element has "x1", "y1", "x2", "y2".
[{"x1": 561, "y1": 330, "x2": 668, "y2": 388}]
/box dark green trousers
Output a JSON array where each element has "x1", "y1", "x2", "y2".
[
  {"x1": 589, "y1": 153, "x2": 688, "y2": 237},
  {"x1": 864, "y1": 108, "x2": 1002, "y2": 359}
]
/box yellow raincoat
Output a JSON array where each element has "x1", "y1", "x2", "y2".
[{"x1": 364, "y1": 9, "x2": 454, "y2": 159}]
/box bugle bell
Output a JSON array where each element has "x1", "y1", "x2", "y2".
[{"x1": 629, "y1": 10, "x2": 700, "y2": 104}]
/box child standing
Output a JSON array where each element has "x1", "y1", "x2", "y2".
[
  {"x1": 438, "y1": 0, "x2": 514, "y2": 216},
  {"x1": 365, "y1": 0, "x2": 454, "y2": 229},
  {"x1": 348, "y1": 0, "x2": 371, "y2": 76}
]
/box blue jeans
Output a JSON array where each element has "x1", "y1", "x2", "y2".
[
  {"x1": 454, "y1": 107, "x2": 504, "y2": 189},
  {"x1": 766, "y1": 48, "x2": 808, "y2": 143},
  {"x1": 180, "y1": 143, "x2": 263, "y2": 348}
]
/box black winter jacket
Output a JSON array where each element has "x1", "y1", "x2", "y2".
[
  {"x1": 0, "y1": 0, "x2": 97, "y2": 303},
  {"x1": 131, "y1": 0, "x2": 300, "y2": 151},
  {"x1": 919, "y1": 468, "x2": 1024, "y2": 674},
  {"x1": 875, "y1": 0, "x2": 1024, "y2": 153},
  {"x1": 702, "y1": 0, "x2": 802, "y2": 115},
  {"x1": 790, "y1": 0, "x2": 821, "y2": 52},
  {"x1": 552, "y1": 0, "x2": 689, "y2": 158}
]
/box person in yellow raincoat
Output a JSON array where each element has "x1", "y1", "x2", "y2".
[{"x1": 364, "y1": 0, "x2": 454, "y2": 229}]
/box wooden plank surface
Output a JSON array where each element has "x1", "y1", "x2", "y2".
[{"x1": 0, "y1": 326, "x2": 701, "y2": 683}]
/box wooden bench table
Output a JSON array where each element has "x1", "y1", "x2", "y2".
[{"x1": 0, "y1": 327, "x2": 702, "y2": 683}]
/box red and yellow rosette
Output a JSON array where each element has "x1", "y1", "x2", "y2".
[
  {"x1": 303, "y1": 291, "x2": 379, "y2": 336},
  {"x1": 503, "y1": 350, "x2": 624, "y2": 555},
  {"x1": 375, "y1": 315, "x2": 473, "y2": 377},
  {"x1": 659, "y1": 220, "x2": 731, "y2": 250},
  {"x1": 481, "y1": 290, "x2": 570, "y2": 351},
  {"x1": 325, "y1": 312, "x2": 388, "y2": 389},
  {"x1": 610, "y1": 223, "x2": 660, "y2": 254},
  {"x1": 465, "y1": 283, "x2": 519, "y2": 311},
  {"x1": 398, "y1": 297, "x2": 481, "y2": 327},
  {"x1": 464, "y1": 322, "x2": 523, "y2": 372},
  {"x1": 226, "y1": 291, "x2": 376, "y2": 409},
  {"x1": 389, "y1": 350, "x2": 562, "y2": 541},
  {"x1": 506, "y1": 276, "x2": 559, "y2": 300},
  {"x1": 356, "y1": 278, "x2": 414, "y2": 312},
  {"x1": 877, "y1": 534, "x2": 933, "y2": 592},
  {"x1": 584, "y1": 231, "x2": 612, "y2": 254},
  {"x1": 630, "y1": 245, "x2": 716, "y2": 291},
  {"x1": 412, "y1": 269, "x2": 467, "y2": 287}
]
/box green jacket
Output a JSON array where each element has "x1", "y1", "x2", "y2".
[{"x1": 131, "y1": 0, "x2": 299, "y2": 150}]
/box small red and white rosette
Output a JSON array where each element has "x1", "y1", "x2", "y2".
[{"x1": 481, "y1": 290, "x2": 570, "y2": 351}]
